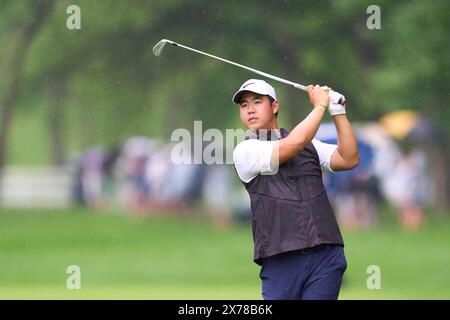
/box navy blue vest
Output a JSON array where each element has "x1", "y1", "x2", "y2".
[{"x1": 238, "y1": 128, "x2": 344, "y2": 265}]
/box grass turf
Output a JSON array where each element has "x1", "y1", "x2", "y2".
[{"x1": 0, "y1": 208, "x2": 449, "y2": 299}]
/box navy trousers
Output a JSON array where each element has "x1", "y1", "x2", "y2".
[{"x1": 259, "y1": 245, "x2": 347, "y2": 300}]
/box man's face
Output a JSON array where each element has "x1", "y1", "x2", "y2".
[{"x1": 239, "y1": 92, "x2": 279, "y2": 130}]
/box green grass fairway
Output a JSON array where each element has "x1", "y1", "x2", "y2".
[{"x1": 1, "y1": 208, "x2": 449, "y2": 299}]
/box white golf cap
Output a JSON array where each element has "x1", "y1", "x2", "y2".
[{"x1": 232, "y1": 79, "x2": 277, "y2": 104}]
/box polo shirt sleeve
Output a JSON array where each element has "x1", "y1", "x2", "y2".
[
  {"x1": 233, "y1": 139, "x2": 277, "y2": 183},
  {"x1": 312, "y1": 139, "x2": 338, "y2": 173}
]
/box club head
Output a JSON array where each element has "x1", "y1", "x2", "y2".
[{"x1": 153, "y1": 39, "x2": 169, "y2": 56}]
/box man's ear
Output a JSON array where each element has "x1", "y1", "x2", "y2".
[{"x1": 272, "y1": 100, "x2": 279, "y2": 115}]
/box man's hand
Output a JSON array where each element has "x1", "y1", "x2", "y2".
[{"x1": 307, "y1": 84, "x2": 330, "y2": 108}]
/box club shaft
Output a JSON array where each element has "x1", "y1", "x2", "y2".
[{"x1": 168, "y1": 41, "x2": 308, "y2": 92}]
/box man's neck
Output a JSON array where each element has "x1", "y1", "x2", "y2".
[
  {"x1": 256, "y1": 119, "x2": 279, "y2": 132},
  {"x1": 255, "y1": 127, "x2": 282, "y2": 140}
]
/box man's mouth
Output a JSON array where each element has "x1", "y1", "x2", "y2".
[{"x1": 248, "y1": 117, "x2": 258, "y2": 122}]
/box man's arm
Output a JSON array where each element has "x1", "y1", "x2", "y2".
[
  {"x1": 330, "y1": 114, "x2": 359, "y2": 171},
  {"x1": 271, "y1": 85, "x2": 329, "y2": 167}
]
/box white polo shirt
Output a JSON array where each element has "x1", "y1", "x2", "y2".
[{"x1": 233, "y1": 139, "x2": 337, "y2": 183}]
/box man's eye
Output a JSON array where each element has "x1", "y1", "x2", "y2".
[
  {"x1": 240, "y1": 104, "x2": 247, "y2": 108},
  {"x1": 255, "y1": 100, "x2": 261, "y2": 104}
]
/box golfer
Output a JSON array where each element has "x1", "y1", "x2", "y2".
[{"x1": 232, "y1": 79, "x2": 359, "y2": 300}]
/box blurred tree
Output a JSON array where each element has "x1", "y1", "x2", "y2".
[
  {"x1": 0, "y1": 0, "x2": 55, "y2": 171},
  {"x1": 0, "y1": 0, "x2": 448, "y2": 167},
  {"x1": 49, "y1": 74, "x2": 67, "y2": 165},
  {"x1": 371, "y1": 0, "x2": 450, "y2": 124}
]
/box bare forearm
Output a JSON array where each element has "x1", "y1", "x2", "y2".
[
  {"x1": 272, "y1": 85, "x2": 330, "y2": 167},
  {"x1": 274, "y1": 106, "x2": 326, "y2": 166},
  {"x1": 288, "y1": 106, "x2": 326, "y2": 149},
  {"x1": 333, "y1": 114, "x2": 359, "y2": 167}
]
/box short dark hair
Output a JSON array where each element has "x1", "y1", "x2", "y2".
[{"x1": 266, "y1": 95, "x2": 278, "y2": 118}]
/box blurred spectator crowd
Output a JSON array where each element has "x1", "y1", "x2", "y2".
[
  {"x1": 73, "y1": 110, "x2": 450, "y2": 230},
  {"x1": 72, "y1": 136, "x2": 238, "y2": 227}
]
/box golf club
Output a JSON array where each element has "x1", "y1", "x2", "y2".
[{"x1": 153, "y1": 39, "x2": 346, "y2": 105}]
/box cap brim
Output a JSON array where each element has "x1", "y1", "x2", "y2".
[
  {"x1": 232, "y1": 89, "x2": 273, "y2": 104},
  {"x1": 232, "y1": 90, "x2": 249, "y2": 104}
]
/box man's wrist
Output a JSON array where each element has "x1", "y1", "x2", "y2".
[
  {"x1": 314, "y1": 104, "x2": 328, "y2": 111},
  {"x1": 331, "y1": 113, "x2": 347, "y2": 119}
]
